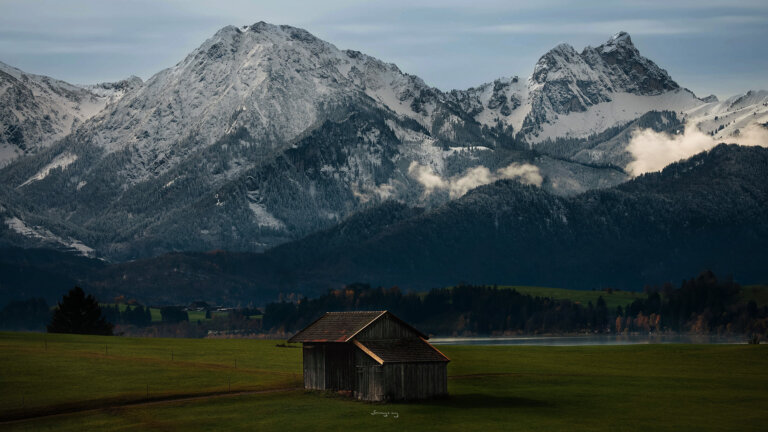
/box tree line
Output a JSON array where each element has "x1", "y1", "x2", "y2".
[
  {"x1": 1, "y1": 271, "x2": 765, "y2": 339},
  {"x1": 264, "y1": 271, "x2": 767, "y2": 338}
]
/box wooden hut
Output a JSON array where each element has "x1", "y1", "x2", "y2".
[{"x1": 287, "y1": 310, "x2": 449, "y2": 401}]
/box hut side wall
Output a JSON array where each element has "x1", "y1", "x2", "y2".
[
  {"x1": 303, "y1": 343, "x2": 356, "y2": 391},
  {"x1": 324, "y1": 343, "x2": 355, "y2": 391},
  {"x1": 302, "y1": 343, "x2": 325, "y2": 390},
  {"x1": 352, "y1": 350, "x2": 448, "y2": 401},
  {"x1": 354, "y1": 348, "x2": 385, "y2": 401},
  {"x1": 383, "y1": 362, "x2": 448, "y2": 401},
  {"x1": 354, "y1": 315, "x2": 420, "y2": 341}
]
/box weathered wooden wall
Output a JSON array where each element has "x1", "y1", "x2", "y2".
[
  {"x1": 382, "y1": 362, "x2": 448, "y2": 401},
  {"x1": 354, "y1": 348, "x2": 384, "y2": 401},
  {"x1": 324, "y1": 343, "x2": 355, "y2": 391},
  {"x1": 303, "y1": 343, "x2": 325, "y2": 390},
  {"x1": 355, "y1": 315, "x2": 420, "y2": 341},
  {"x1": 352, "y1": 350, "x2": 448, "y2": 401},
  {"x1": 303, "y1": 343, "x2": 356, "y2": 391}
]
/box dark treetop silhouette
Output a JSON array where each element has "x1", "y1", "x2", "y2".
[{"x1": 47, "y1": 286, "x2": 113, "y2": 336}]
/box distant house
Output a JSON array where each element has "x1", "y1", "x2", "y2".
[
  {"x1": 185, "y1": 301, "x2": 211, "y2": 312},
  {"x1": 287, "y1": 310, "x2": 449, "y2": 401}
]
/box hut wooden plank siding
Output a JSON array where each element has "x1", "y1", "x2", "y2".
[{"x1": 287, "y1": 311, "x2": 449, "y2": 401}]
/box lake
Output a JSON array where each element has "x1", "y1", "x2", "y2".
[{"x1": 430, "y1": 334, "x2": 748, "y2": 346}]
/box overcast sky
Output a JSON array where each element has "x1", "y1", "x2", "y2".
[{"x1": 1, "y1": 0, "x2": 766, "y2": 98}]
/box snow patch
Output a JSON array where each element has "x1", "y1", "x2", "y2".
[
  {"x1": 248, "y1": 202, "x2": 285, "y2": 230},
  {"x1": 0, "y1": 144, "x2": 22, "y2": 168},
  {"x1": 5, "y1": 217, "x2": 94, "y2": 256},
  {"x1": 19, "y1": 153, "x2": 78, "y2": 187},
  {"x1": 530, "y1": 90, "x2": 702, "y2": 144}
]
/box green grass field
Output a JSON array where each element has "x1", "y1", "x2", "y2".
[
  {"x1": 499, "y1": 285, "x2": 768, "y2": 310},
  {"x1": 1, "y1": 332, "x2": 766, "y2": 431},
  {"x1": 497, "y1": 285, "x2": 646, "y2": 309}
]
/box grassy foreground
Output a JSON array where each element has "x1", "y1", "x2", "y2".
[{"x1": 1, "y1": 332, "x2": 766, "y2": 431}]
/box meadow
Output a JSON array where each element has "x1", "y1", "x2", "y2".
[
  {"x1": 499, "y1": 284, "x2": 768, "y2": 310},
  {"x1": 496, "y1": 285, "x2": 646, "y2": 309},
  {"x1": 1, "y1": 332, "x2": 766, "y2": 431}
]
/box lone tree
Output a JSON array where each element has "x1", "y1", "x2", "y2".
[{"x1": 47, "y1": 287, "x2": 114, "y2": 335}]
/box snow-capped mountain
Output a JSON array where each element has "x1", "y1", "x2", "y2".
[
  {"x1": 687, "y1": 90, "x2": 768, "y2": 139},
  {"x1": 448, "y1": 32, "x2": 767, "y2": 167},
  {"x1": 0, "y1": 61, "x2": 140, "y2": 167},
  {"x1": 81, "y1": 76, "x2": 144, "y2": 109},
  {"x1": 446, "y1": 32, "x2": 691, "y2": 141},
  {"x1": 0, "y1": 23, "x2": 765, "y2": 260}
]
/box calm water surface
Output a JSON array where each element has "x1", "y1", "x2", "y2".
[{"x1": 430, "y1": 334, "x2": 747, "y2": 346}]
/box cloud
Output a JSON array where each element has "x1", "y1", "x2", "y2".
[
  {"x1": 407, "y1": 162, "x2": 447, "y2": 194},
  {"x1": 408, "y1": 161, "x2": 542, "y2": 199},
  {"x1": 497, "y1": 163, "x2": 545, "y2": 186},
  {"x1": 626, "y1": 123, "x2": 768, "y2": 176},
  {"x1": 473, "y1": 20, "x2": 690, "y2": 35},
  {"x1": 351, "y1": 181, "x2": 398, "y2": 203},
  {"x1": 472, "y1": 16, "x2": 768, "y2": 36}
]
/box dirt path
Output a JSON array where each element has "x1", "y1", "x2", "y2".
[
  {"x1": 3, "y1": 373, "x2": 539, "y2": 425},
  {"x1": 0, "y1": 386, "x2": 302, "y2": 426}
]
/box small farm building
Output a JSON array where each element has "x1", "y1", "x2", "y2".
[{"x1": 287, "y1": 310, "x2": 449, "y2": 401}]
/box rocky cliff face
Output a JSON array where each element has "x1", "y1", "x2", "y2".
[
  {"x1": 0, "y1": 24, "x2": 765, "y2": 260},
  {"x1": 0, "y1": 61, "x2": 129, "y2": 166}
]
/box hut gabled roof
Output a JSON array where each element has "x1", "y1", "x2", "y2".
[
  {"x1": 287, "y1": 310, "x2": 427, "y2": 343},
  {"x1": 353, "y1": 338, "x2": 450, "y2": 364}
]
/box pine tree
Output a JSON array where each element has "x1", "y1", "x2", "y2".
[{"x1": 47, "y1": 287, "x2": 114, "y2": 335}]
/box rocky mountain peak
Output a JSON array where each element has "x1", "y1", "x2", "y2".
[
  {"x1": 587, "y1": 31, "x2": 678, "y2": 94},
  {"x1": 531, "y1": 43, "x2": 582, "y2": 83},
  {"x1": 88, "y1": 76, "x2": 143, "y2": 92},
  {"x1": 521, "y1": 30, "x2": 685, "y2": 139},
  {"x1": 7, "y1": 24, "x2": 759, "y2": 261},
  {"x1": 603, "y1": 31, "x2": 633, "y2": 49},
  {"x1": 587, "y1": 31, "x2": 638, "y2": 63}
]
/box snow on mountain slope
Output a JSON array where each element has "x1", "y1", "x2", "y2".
[
  {"x1": 622, "y1": 92, "x2": 768, "y2": 175},
  {"x1": 0, "y1": 61, "x2": 123, "y2": 166},
  {"x1": 81, "y1": 76, "x2": 144, "y2": 107},
  {"x1": 452, "y1": 32, "x2": 696, "y2": 144},
  {"x1": 18, "y1": 152, "x2": 78, "y2": 187},
  {"x1": 0, "y1": 23, "x2": 763, "y2": 260},
  {"x1": 4, "y1": 216, "x2": 94, "y2": 256},
  {"x1": 686, "y1": 90, "x2": 768, "y2": 139},
  {"x1": 79, "y1": 24, "x2": 369, "y2": 182},
  {"x1": 77, "y1": 22, "x2": 475, "y2": 185},
  {"x1": 532, "y1": 89, "x2": 700, "y2": 143}
]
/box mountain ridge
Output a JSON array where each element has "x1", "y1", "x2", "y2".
[
  {"x1": 1, "y1": 23, "x2": 766, "y2": 260},
  {"x1": 1, "y1": 143, "x2": 765, "y2": 305}
]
